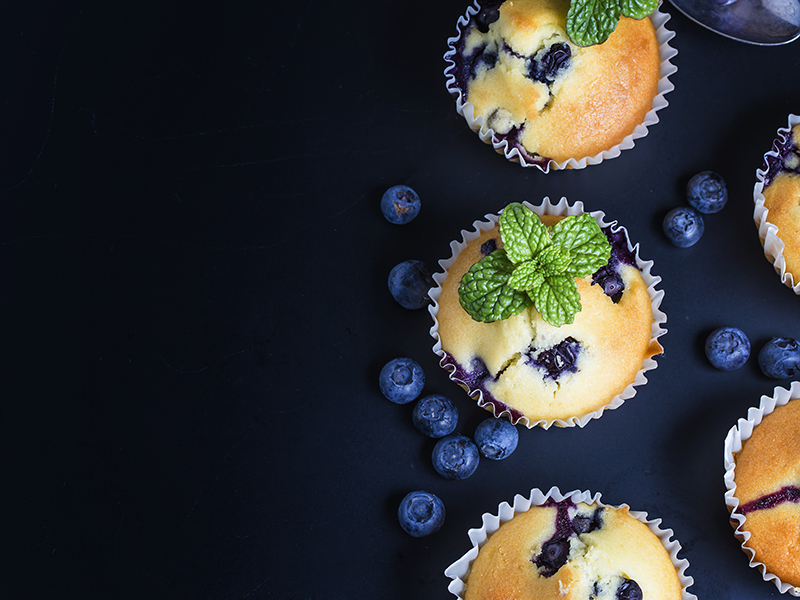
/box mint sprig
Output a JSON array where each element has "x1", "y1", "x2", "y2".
[
  {"x1": 458, "y1": 203, "x2": 611, "y2": 327},
  {"x1": 459, "y1": 249, "x2": 531, "y2": 323},
  {"x1": 566, "y1": 0, "x2": 658, "y2": 47}
]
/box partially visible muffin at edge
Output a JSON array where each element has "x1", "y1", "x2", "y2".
[
  {"x1": 758, "y1": 122, "x2": 800, "y2": 287},
  {"x1": 462, "y1": 498, "x2": 683, "y2": 600},
  {"x1": 733, "y1": 396, "x2": 800, "y2": 587},
  {"x1": 446, "y1": 0, "x2": 662, "y2": 167}
]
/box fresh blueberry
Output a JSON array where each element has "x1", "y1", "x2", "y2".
[
  {"x1": 705, "y1": 327, "x2": 750, "y2": 370},
  {"x1": 758, "y1": 337, "x2": 800, "y2": 379},
  {"x1": 662, "y1": 207, "x2": 704, "y2": 248},
  {"x1": 412, "y1": 394, "x2": 458, "y2": 438},
  {"x1": 431, "y1": 433, "x2": 480, "y2": 480},
  {"x1": 379, "y1": 357, "x2": 425, "y2": 404},
  {"x1": 616, "y1": 578, "x2": 643, "y2": 600},
  {"x1": 474, "y1": 418, "x2": 518, "y2": 460},
  {"x1": 397, "y1": 490, "x2": 445, "y2": 537},
  {"x1": 686, "y1": 171, "x2": 728, "y2": 214},
  {"x1": 381, "y1": 185, "x2": 421, "y2": 225},
  {"x1": 388, "y1": 260, "x2": 434, "y2": 309}
]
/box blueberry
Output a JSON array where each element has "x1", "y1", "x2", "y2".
[
  {"x1": 758, "y1": 337, "x2": 800, "y2": 379},
  {"x1": 379, "y1": 357, "x2": 425, "y2": 404},
  {"x1": 592, "y1": 267, "x2": 624, "y2": 302},
  {"x1": 529, "y1": 337, "x2": 581, "y2": 380},
  {"x1": 412, "y1": 394, "x2": 458, "y2": 438},
  {"x1": 381, "y1": 185, "x2": 421, "y2": 225},
  {"x1": 662, "y1": 207, "x2": 704, "y2": 248},
  {"x1": 480, "y1": 238, "x2": 498, "y2": 256},
  {"x1": 537, "y1": 539, "x2": 570, "y2": 575},
  {"x1": 474, "y1": 418, "x2": 518, "y2": 460},
  {"x1": 411, "y1": 394, "x2": 458, "y2": 438},
  {"x1": 474, "y1": 0, "x2": 504, "y2": 33},
  {"x1": 529, "y1": 43, "x2": 571, "y2": 84},
  {"x1": 397, "y1": 490, "x2": 445, "y2": 537},
  {"x1": 465, "y1": 45, "x2": 498, "y2": 80},
  {"x1": 616, "y1": 578, "x2": 643, "y2": 600},
  {"x1": 431, "y1": 433, "x2": 480, "y2": 480},
  {"x1": 705, "y1": 327, "x2": 750, "y2": 370},
  {"x1": 571, "y1": 508, "x2": 602, "y2": 534},
  {"x1": 686, "y1": 171, "x2": 728, "y2": 214},
  {"x1": 388, "y1": 260, "x2": 434, "y2": 309}
]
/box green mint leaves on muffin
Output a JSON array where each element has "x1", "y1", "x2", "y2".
[
  {"x1": 566, "y1": 0, "x2": 658, "y2": 46},
  {"x1": 458, "y1": 203, "x2": 611, "y2": 327}
]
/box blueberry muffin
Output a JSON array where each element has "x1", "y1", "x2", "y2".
[
  {"x1": 754, "y1": 118, "x2": 800, "y2": 292},
  {"x1": 430, "y1": 200, "x2": 665, "y2": 428},
  {"x1": 444, "y1": 0, "x2": 673, "y2": 170},
  {"x1": 732, "y1": 395, "x2": 800, "y2": 588},
  {"x1": 462, "y1": 498, "x2": 683, "y2": 600}
]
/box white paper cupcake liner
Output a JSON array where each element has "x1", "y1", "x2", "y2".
[
  {"x1": 444, "y1": 486, "x2": 696, "y2": 599},
  {"x1": 428, "y1": 197, "x2": 667, "y2": 429},
  {"x1": 723, "y1": 381, "x2": 800, "y2": 596},
  {"x1": 753, "y1": 114, "x2": 800, "y2": 294},
  {"x1": 443, "y1": 3, "x2": 677, "y2": 172}
]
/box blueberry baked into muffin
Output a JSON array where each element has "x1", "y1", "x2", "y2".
[
  {"x1": 444, "y1": 0, "x2": 673, "y2": 170},
  {"x1": 461, "y1": 498, "x2": 683, "y2": 600},
  {"x1": 754, "y1": 118, "x2": 800, "y2": 293},
  {"x1": 430, "y1": 199, "x2": 665, "y2": 428},
  {"x1": 731, "y1": 394, "x2": 800, "y2": 588}
]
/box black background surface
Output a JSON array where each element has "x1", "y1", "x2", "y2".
[{"x1": 3, "y1": 1, "x2": 800, "y2": 598}]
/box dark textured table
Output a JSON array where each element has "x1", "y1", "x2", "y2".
[{"x1": 3, "y1": 1, "x2": 800, "y2": 598}]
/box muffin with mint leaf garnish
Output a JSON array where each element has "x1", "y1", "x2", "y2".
[
  {"x1": 428, "y1": 198, "x2": 665, "y2": 429},
  {"x1": 754, "y1": 114, "x2": 800, "y2": 294},
  {"x1": 443, "y1": 0, "x2": 677, "y2": 171}
]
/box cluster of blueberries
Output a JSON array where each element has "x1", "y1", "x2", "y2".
[
  {"x1": 705, "y1": 327, "x2": 800, "y2": 378},
  {"x1": 380, "y1": 357, "x2": 520, "y2": 537},
  {"x1": 662, "y1": 171, "x2": 727, "y2": 247},
  {"x1": 660, "y1": 174, "x2": 800, "y2": 376},
  {"x1": 381, "y1": 185, "x2": 522, "y2": 536}
]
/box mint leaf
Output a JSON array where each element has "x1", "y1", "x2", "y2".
[
  {"x1": 566, "y1": 0, "x2": 622, "y2": 46},
  {"x1": 508, "y1": 260, "x2": 546, "y2": 292},
  {"x1": 621, "y1": 0, "x2": 658, "y2": 19},
  {"x1": 529, "y1": 273, "x2": 582, "y2": 327},
  {"x1": 499, "y1": 203, "x2": 550, "y2": 264},
  {"x1": 537, "y1": 244, "x2": 572, "y2": 276},
  {"x1": 459, "y1": 250, "x2": 532, "y2": 323},
  {"x1": 457, "y1": 204, "x2": 612, "y2": 327},
  {"x1": 551, "y1": 213, "x2": 611, "y2": 277}
]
